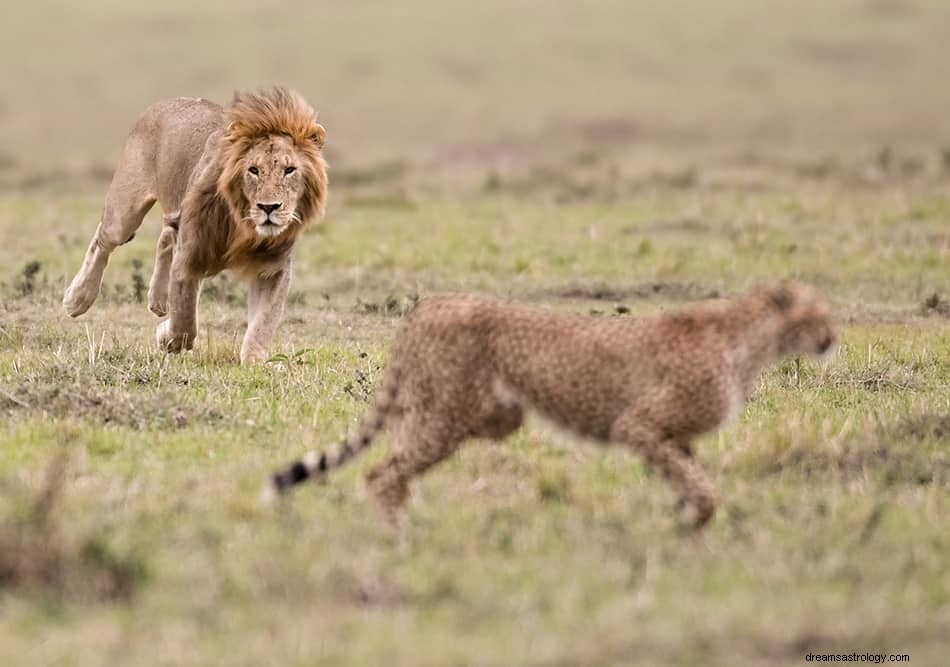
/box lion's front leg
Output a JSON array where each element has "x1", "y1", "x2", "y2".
[
  {"x1": 241, "y1": 264, "x2": 291, "y2": 365},
  {"x1": 147, "y1": 214, "x2": 179, "y2": 317},
  {"x1": 156, "y1": 266, "x2": 202, "y2": 354}
]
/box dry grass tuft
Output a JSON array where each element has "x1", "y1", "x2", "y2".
[{"x1": 921, "y1": 292, "x2": 950, "y2": 317}]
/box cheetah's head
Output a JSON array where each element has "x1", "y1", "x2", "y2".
[{"x1": 765, "y1": 283, "x2": 836, "y2": 358}]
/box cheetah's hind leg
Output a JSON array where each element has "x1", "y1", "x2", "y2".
[{"x1": 365, "y1": 413, "x2": 466, "y2": 537}]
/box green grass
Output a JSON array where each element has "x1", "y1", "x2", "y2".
[
  {"x1": 3, "y1": 2, "x2": 950, "y2": 662},
  {"x1": 0, "y1": 182, "x2": 948, "y2": 666},
  {"x1": 4, "y1": 185, "x2": 948, "y2": 305}
]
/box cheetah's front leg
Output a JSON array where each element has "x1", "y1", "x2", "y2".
[
  {"x1": 611, "y1": 416, "x2": 716, "y2": 529},
  {"x1": 644, "y1": 439, "x2": 716, "y2": 529}
]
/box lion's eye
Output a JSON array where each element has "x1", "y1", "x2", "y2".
[
  {"x1": 248, "y1": 166, "x2": 259, "y2": 176},
  {"x1": 284, "y1": 166, "x2": 296, "y2": 176}
]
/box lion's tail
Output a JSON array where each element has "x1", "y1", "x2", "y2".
[{"x1": 263, "y1": 363, "x2": 401, "y2": 499}]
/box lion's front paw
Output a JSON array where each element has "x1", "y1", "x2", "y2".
[
  {"x1": 63, "y1": 275, "x2": 100, "y2": 318},
  {"x1": 147, "y1": 290, "x2": 168, "y2": 317},
  {"x1": 240, "y1": 342, "x2": 268, "y2": 365},
  {"x1": 156, "y1": 320, "x2": 194, "y2": 353},
  {"x1": 675, "y1": 494, "x2": 716, "y2": 531}
]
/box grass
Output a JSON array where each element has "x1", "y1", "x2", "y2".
[
  {"x1": 0, "y1": 181, "x2": 948, "y2": 666},
  {"x1": 2, "y1": 1, "x2": 950, "y2": 662}
]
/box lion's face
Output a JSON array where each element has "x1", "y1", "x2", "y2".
[
  {"x1": 217, "y1": 88, "x2": 328, "y2": 245},
  {"x1": 240, "y1": 136, "x2": 309, "y2": 237}
]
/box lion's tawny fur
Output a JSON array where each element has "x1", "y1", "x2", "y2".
[
  {"x1": 63, "y1": 88, "x2": 328, "y2": 364},
  {"x1": 269, "y1": 284, "x2": 836, "y2": 530}
]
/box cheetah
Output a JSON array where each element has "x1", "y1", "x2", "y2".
[{"x1": 266, "y1": 283, "x2": 835, "y2": 530}]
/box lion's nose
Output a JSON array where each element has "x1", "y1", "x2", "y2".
[
  {"x1": 818, "y1": 335, "x2": 833, "y2": 354},
  {"x1": 257, "y1": 202, "x2": 281, "y2": 215}
]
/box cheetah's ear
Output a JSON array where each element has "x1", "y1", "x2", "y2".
[{"x1": 767, "y1": 285, "x2": 795, "y2": 311}]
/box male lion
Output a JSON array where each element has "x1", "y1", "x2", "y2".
[
  {"x1": 63, "y1": 88, "x2": 328, "y2": 364},
  {"x1": 266, "y1": 284, "x2": 835, "y2": 531}
]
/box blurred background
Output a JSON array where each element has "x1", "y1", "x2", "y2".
[{"x1": 2, "y1": 0, "x2": 949, "y2": 189}]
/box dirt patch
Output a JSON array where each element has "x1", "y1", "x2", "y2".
[
  {"x1": 333, "y1": 572, "x2": 408, "y2": 609},
  {"x1": 897, "y1": 414, "x2": 950, "y2": 441},
  {"x1": 921, "y1": 292, "x2": 950, "y2": 317},
  {"x1": 542, "y1": 623, "x2": 943, "y2": 667},
  {"x1": 0, "y1": 383, "x2": 223, "y2": 429},
  {"x1": 636, "y1": 217, "x2": 712, "y2": 235},
  {"x1": 826, "y1": 362, "x2": 920, "y2": 392},
  {"x1": 761, "y1": 446, "x2": 947, "y2": 485},
  {"x1": 0, "y1": 454, "x2": 145, "y2": 603},
  {"x1": 835, "y1": 302, "x2": 930, "y2": 325},
  {"x1": 543, "y1": 281, "x2": 719, "y2": 303},
  {"x1": 746, "y1": 414, "x2": 950, "y2": 483},
  {"x1": 353, "y1": 293, "x2": 420, "y2": 317},
  {"x1": 753, "y1": 436, "x2": 949, "y2": 487}
]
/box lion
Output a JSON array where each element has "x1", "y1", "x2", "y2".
[
  {"x1": 265, "y1": 283, "x2": 835, "y2": 531},
  {"x1": 63, "y1": 87, "x2": 328, "y2": 364}
]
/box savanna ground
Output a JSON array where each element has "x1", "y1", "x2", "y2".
[{"x1": 1, "y1": 1, "x2": 950, "y2": 665}]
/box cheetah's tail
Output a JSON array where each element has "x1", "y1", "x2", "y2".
[{"x1": 262, "y1": 363, "x2": 401, "y2": 501}]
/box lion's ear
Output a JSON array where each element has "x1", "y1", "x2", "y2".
[
  {"x1": 767, "y1": 285, "x2": 795, "y2": 311},
  {"x1": 309, "y1": 124, "x2": 326, "y2": 148}
]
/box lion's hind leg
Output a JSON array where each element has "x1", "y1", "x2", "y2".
[{"x1": 64, "y1": 141, "x2": 156, "y2": 317}]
